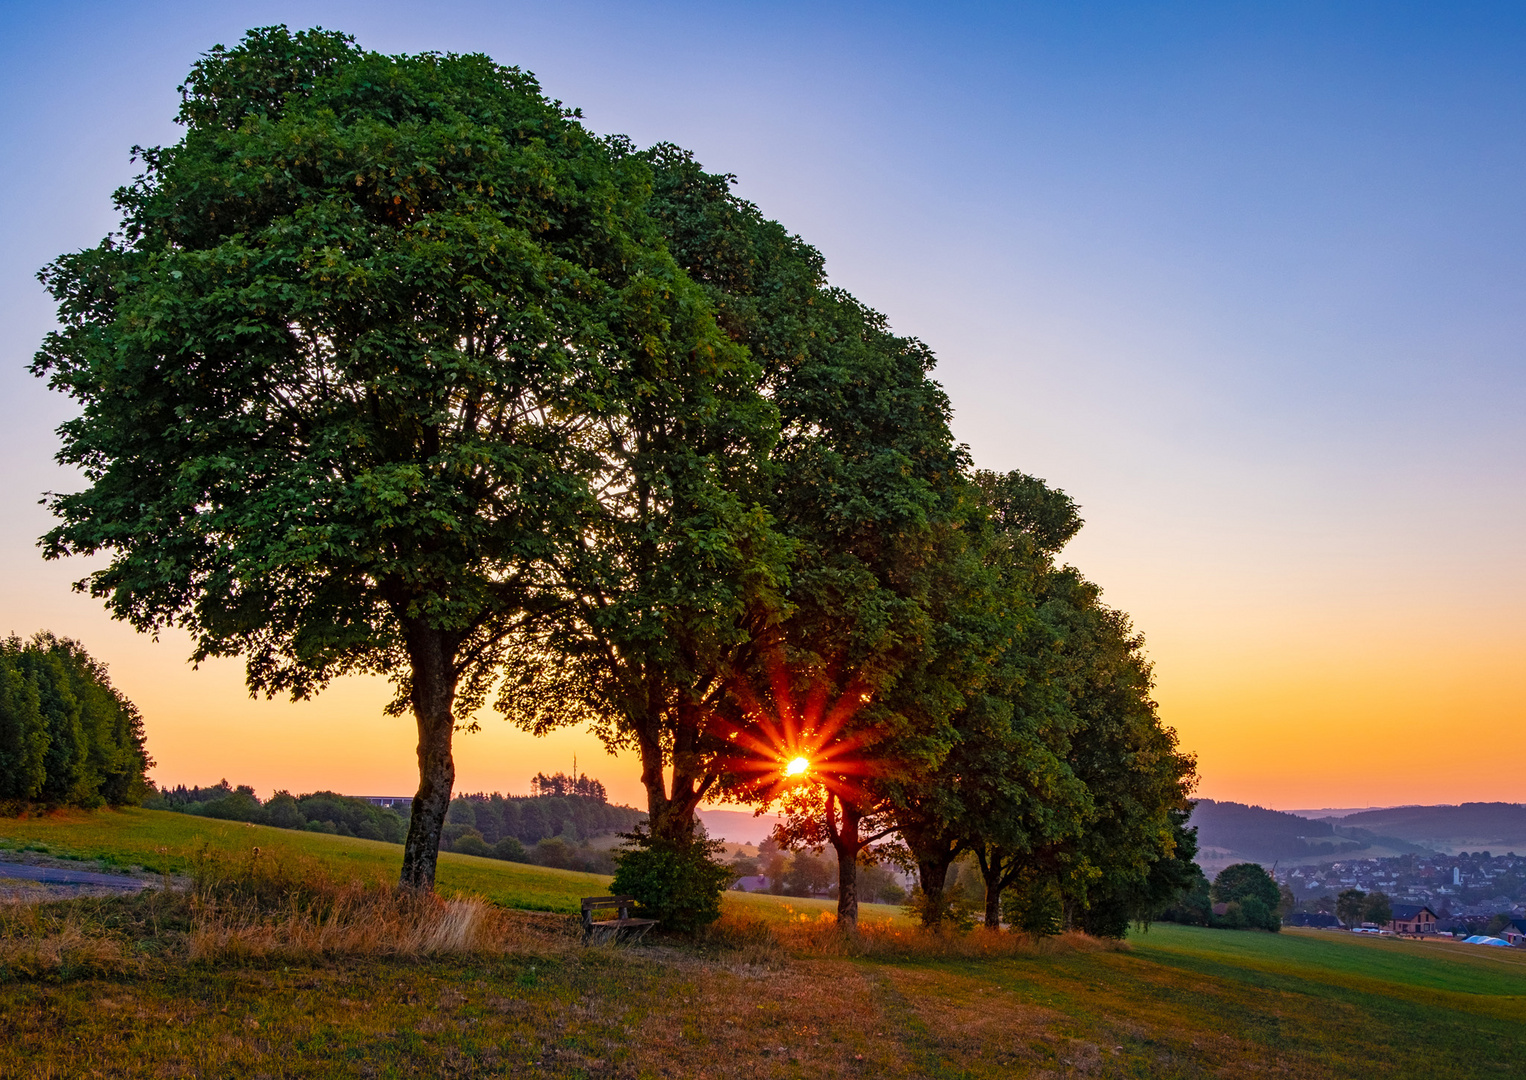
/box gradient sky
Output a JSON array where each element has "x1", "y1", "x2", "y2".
[{"x1": 1, "y1": 1, "x2": 1522, "y2": 811}]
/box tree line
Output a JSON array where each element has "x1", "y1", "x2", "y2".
[
  {"x1": 145, "y1": 781, "x2": 409, "y2": 842},
  {"x1": 142, "y1": 777, "x2": 641, "y2": 871},
  {"x1": 0, "y1": 634, "x2": 151, "y2": 810},
  {"x1": 32, "y1": 26, "x2": 1196, "y2": 933}
]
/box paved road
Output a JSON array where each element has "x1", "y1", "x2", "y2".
[{"x1": 0, "y1": 861, "x2": 150, "y2": 891}]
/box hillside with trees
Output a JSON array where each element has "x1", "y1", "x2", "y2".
[
  {"x1": 143, "y1": 770, "x2": 642, "y2": 874},
  {"x1": 1328, "y1": 804, "x2": 1526, "y2": 852}
]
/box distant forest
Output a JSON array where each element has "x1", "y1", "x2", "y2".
[
  {"x1": 145, "y1": 782, "x2": 410, "y2": 842},
  {"x1": 1188, "y1": 799, "x2": 1526, "y2": 864},
  {"x1": 1331, "y1": 803, "x2": 1526, "y2": 845}
]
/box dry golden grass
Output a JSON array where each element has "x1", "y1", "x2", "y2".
[
  {"x1": 188, "y1": 846, "x2": 576, "y2": 963},
  {"x1": 0, "y1": 895, "x2": 140, "y2": 979},
  {"x1": 1, "y1": 846, "x2": 580, "y2": 981},
  {"x1": 701, "y1": 905, "x2": 1125, "y2": 963},
  {"x1": 193, "y1": 884, "x2": 498, "y2": 961}
]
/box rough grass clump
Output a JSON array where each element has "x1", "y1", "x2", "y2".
[
  {"x1": 0, "y1": 886, "x2": 190, "y2": 980},
  {"x1": 1, "y1": 846, "x2": 573, "y2": 980},
  {"x1": 188, "y1": 846, "x2": 552, "y2": 961}
]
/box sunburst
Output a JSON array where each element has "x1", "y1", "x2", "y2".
[{"x1": 709, "y1": 653, "x2": 879, "y2": 809}]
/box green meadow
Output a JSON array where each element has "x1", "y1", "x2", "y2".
[{"x1": 2, "y1": 808, "x2": 1522, "y2": 1078}]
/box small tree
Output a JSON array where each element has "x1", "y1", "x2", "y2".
[
  {"x1": 1363, "y1": 891, "x2": 1393, "y2": 927},
  {"x1": 1211, "y1": 863, "x2": 1281, "y2": 931},
  {"x1": 610, "y1": 825, "x2": 735, "y2": 932},
  {"x1": 1336, "y1": 887, "x2": 1368, "y2": 929}
]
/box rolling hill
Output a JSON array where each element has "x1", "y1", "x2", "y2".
[
  {"x1": 1324, "y1": 803, "x2": 1526, "y2": 854},
  {"x1": 1188, "y1": 799, "x2": 1526, "y2": 871}
]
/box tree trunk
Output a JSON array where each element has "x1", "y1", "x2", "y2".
[
  {"x1": 975, "y1": 845, "x2": 1009, "y2": 930},
  {"x1": 638, "y1": 702, "x2": 712, "y2": 845},
  {"x1": 827, "y1": 796, "x2": 862, "y2": 929},
  {"x1": 917, "y1": 856, "x2": 956, "y2": 928},
  {"x1": 399, "y1": 627, "x2": 457, "y2": 890},
  {"x1": 638, "y1": 730, "x2": 674, "y2": 836},
  {"x1": 638, "y1": 729, "x2": 699, "y2": 844}
]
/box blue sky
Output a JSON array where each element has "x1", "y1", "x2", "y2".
[{"x1": 2, "y1": 1, "x2": 1522, "y2": 806}]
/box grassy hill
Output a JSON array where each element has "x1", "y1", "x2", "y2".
[
  {"x1": 3, "y1": 808, "x2": 1523, "y2": 1078},
  {"x1": 1189, "y1": 798, "x2": 1437, "y2": 872}
]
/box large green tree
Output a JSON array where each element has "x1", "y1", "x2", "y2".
[
  {"x1": 933, "y1": 556, "x2": 1195, "y2": 936},
  {"x1": 926, "y1": 471, "x2": 1095, "y2": 931},
  {"x1": 32, "y1": 27, "x2": 735, "y2": 887},
  {"x1": 632, "y1": 147, "x2": 983, "y2": 927}
]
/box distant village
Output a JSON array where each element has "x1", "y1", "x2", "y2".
[{"x1": 1279, "y1": 851, "x2": 1525, "y2": 937}]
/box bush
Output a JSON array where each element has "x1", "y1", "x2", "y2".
[
  {"x1": 1004, "y1": 874, "x2": 1063, "y2": 936},
  {"x1": 534, "y1": 837, "x2": 575, "y2": 869},
  {"x1": 452, "y1": 834, "x2": 492, "y2": 857},
  {"x1": 1211, "y1": 863, "x2": 1281, "y2": 931},
  {"x1": 196, "y1": 789, "x2": 265, "y2": 824},
  {"x1": 264, "y1": 792, "x2": 305, "y2": 829},
  {"x1": 492, "y1": 837, "x2": 529, "y2": 862},
  {"x1": 611, "y1": 826, "x2": 735, "y2": 934},
  {"x1": 441, "y1": 824, "x2": 483, "y2": 851}
]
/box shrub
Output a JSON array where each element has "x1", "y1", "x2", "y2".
[
  {"x1": 453, "y1": 834, "x2": 492, "y2": 857},
  {"x1": 492, "y1": 837, "x2": 529, "y2": 862},
  {"x1": 1004, "y1": 874, "x2": 1063, "y2": 936},
  {"x1": 534, "y1": 837, "x2": 575, "y2": 869},
  {"x1": 1211, "y1": 863, "x2": 1281, "y2": 931},
  {"x1": 196, "y1": 789, "x2": 266, "y2": 824},
  {"x1": 264, "y1": 792, "x2": 305, "y2": 829},
  {"x1": 611, "y1": 826, "x2": 735, "y2": 934},
  {"x1": 440, "y1": 824, "x2": 483, "y2": 852}
]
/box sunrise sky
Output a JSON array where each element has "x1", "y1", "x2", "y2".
[{"x1": 1, "y1": 1, "x2": 1522, "y2": 812}]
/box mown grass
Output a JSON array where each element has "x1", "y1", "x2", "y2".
[{"x1": 3, "y1": 808, "x2": 1523, "y2": 1078}]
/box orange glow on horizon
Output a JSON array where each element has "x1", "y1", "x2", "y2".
[{"x1": 6, "y1": 555, "x2": 1523, "y2": 813}]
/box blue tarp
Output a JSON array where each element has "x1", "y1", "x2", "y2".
[{"x1": 1461, "y1": 935, "x2": 1513, "y2": 947}]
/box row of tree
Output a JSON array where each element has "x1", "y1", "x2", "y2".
[
  {"x1": 143, "y1": 777, "x2": 643, "y2": 854},
  {"x1": 146, "y1": 781, "x2": 409, "y2": 841},
  {"x1": 445, "y1": 788, "x2": 644, "y2": 846},
  {"x1": 33, "y1": 26, "x2": 1195, "y2": 931},
  {"x1": 0, "y1": 634, "x2": 150, "y2": 809}
]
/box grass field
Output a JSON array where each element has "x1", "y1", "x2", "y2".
[
  {"x1": 2, "y1": 808, "x2": 1523, "y2": 1078},
  {"x1": 0, "y1": 808, "x2": 908, "y2": 924}
]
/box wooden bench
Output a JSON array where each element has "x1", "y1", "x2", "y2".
[{"x1": 580, "y1": 895, "x2": 658, "y2": 944}]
